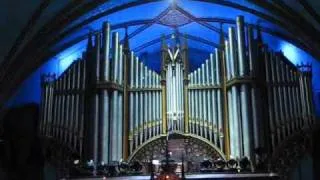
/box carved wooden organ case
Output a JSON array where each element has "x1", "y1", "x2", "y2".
[{"x1": 39, "y1": 16, "x2": 315, "y2": 167}]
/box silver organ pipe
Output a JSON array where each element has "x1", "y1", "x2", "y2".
[
  {"x1": 273, "y1": 52, "x2": 282, "y2": 144},
  {"x1": 301, "y1": 71, "x2": 308, "y2": 125},
  {"x1": 111, "y1": 32, "x2": 119, "y2": 161},
  {"x1": 286, "y1": 64, "x2": 294, "y2": 134},
  {"x1": 225, "y1": 40, "x2": 231, "y2": 81},
  {"x1": 158, "y1": 75, "x2": 162, "y2": 134},
  {"x1": 129, "y1": 52, "x2": 134, "y2": 154},
  {"x1": 215, "y1": 49, "x2": 223, "y2": 152},
  {"x1": 276, "y1": 56, "x2": 285, "y2": 140},
  {"x1": 264, "y1": 49, "x2": 275, "y2": 149},
  {"x1": 282, "y1": 62, "x2": 290, "y2": 135},
  {"x1": 248, "y1": 26, "x2": 260, "y2": 153},
  {"x1": 79, "y1": 59, "x2": 85, "y2": 157},
  {"x1": 227, "y1": 89, "x2": 234, "y2": 158},
  {"x1": 204, "y1": 60, "x2": 209, "y2": 140},
  {"x1": 199, "y1": 64, "x2": 204, "y2": 137},
  {"x1": 210, "y1": 54, "x2": 218, "y2": 146},
  {"x1": 101, "y1": 22, "x2": 111, "y2": 163},
  {"x1": 280, "y1": 61, "x2": 287, "y2": 137},
  {"x1": 74, "y1": 62, "x2": 79, "y2": 150},
  {"x1": 118, "y1": 44, "x2": 123, "y2": 161},
  {"x1": 225, "y1": 39, "x2": 234, "y2": 158},
  {"x1": 134, "y1": 57, "x2": 139, "y2": 147},
  {"x1": 298, "y1": 70, "x2": 304, "y2": 128},
  {"x1": 236, "y1": 16, "x2": 252, "y2": 160},
  {"x1": 118, "y1": 93, "x2": 123, "y2": 160},
  {"x1": 52, "y1": 79, "x2": 58, "y2": 138},
  {"x1": 188, "y1": 74, "x2": 192, "y2": 133},
  {"x1": 102, "y1": 22, "x2": 110, "y2": 81},
  {"x1": 65, "y1": 68, "x2": 71, "y2": 144},
  {"x1": 139, "y1": 61, "x2": 144, "y2": 145},
  {"x1": 148, "y1": 69, "x2": 152, "y2": 138},
  {"x1": 229, "y1": 25, "x2": 241, "y2": 159},
  {"x1": 92, "y1": 34, "x2": 101, "y2": 163},
  {"x1": 41, "y1": 75, "x2": 48, "y2": 135},
  {"x1": 289, "y1": 69, "x2": 297, "y2": 131},
  {"x1": 151, "y1": 72, "x2": 155, "y2": 137},
  {"x1": 61, "y1": 74, "x2": 67, "y2": 142},
  {"x1": 143, "y1": 66, "x2": 148, "y2": 140},
  {"x1": 69, "y1": 63, "x2": 75, "y2": 147},
  {"x1": 38, "y1": 17, "x2": 316, "y2": 167},
  {"x1": 236, "y1": 16, "x2": 246, "y2": 76},
  {"x1": 57, "y1": 75, "x2": 62, "y2": 141},
  {"x1": 195, "y1": 69, "x2": 200, "y2": 135},
  {"x1": 49, "y1": 76, "x2": 54, "y2": 137}
]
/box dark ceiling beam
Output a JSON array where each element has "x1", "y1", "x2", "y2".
[
  {"x1": 127, "y1": 6, "x2": 171, "y2": 40},
  {"x1": 133, "y1": 34, "x2": 172, "y2": 52},
  {"x1": 112, "y1": 19, "x2": 154, "y2": 29},
  {"x1": 298, "y1": 0, "x2": 320, "y2": 25},
  {"x1": 5, "y1": 0, "x2": 52, "y2": 62},
  {"x1": 133, "y1": 32, "x2": 220, "y2": 52},
  {"x1": 184, "y1": 33, "x2": 220, "y2": 48},
  {"x1": 175, "y1": 6, "x2": 227, "y2": 37}
]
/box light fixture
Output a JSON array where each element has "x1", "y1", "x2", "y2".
[{"x1": 73, "y1": 159, "x2": 80, "y2": 165}]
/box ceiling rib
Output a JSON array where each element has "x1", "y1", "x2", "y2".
[
  {"x1": 298, "y1": 0, "x2": 320, "y2": 25},
  {"x1": 5, "y1": 0, "x2": 52, "y2": 62},
  {"x1": 127, "y1": 6, "x2": 171, "y2": 40},
  {"x1": 175, "y1": 6, "x2": 226, "y2": 36},
  {"x1": 133, "y1": 32, "x2": 220, "y2": 52}
]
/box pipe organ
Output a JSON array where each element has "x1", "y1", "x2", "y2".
[{"x1": 39, "y1": 16, "x2": 315, "y2": 168}]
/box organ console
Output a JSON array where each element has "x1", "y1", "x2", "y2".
[{"x1": 39, "y1": 16, "x2": 315, "y2": 171}]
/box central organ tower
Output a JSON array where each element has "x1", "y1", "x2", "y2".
[{"x1": 162, "y1": 38, "x2": 188, "y2": 133}]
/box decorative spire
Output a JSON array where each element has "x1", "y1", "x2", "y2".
[
  {"x1": 219, "y1": 23, "x2": 225, "y2": 49},
  {"x1": 170, "y1": 0, "x2": 177, "y2": 8},
  {"x1": 86, "y1": 33, "x2": 93, "y2": 52},
  {"x1": 173, "y1": 28, "x2": 180, "y2": 47},
  {"x1": 86, "y1": 33, "x2": 94, "y2": 58},
  {"x1": 256, "y1": 22, "x2": 263, "y2": 46},
  {"x1": 124, "y1": 26, "x2": 130, "y2": 52}
]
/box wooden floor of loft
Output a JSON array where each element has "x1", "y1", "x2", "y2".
[{"x1": 69, "y1": 172, "x2": 279, "y2": 180}]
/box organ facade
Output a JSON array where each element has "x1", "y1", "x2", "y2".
[{"x1": 39, "y1": 16, "x2": 315, "y2": 171}]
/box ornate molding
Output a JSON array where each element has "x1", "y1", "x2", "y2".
[{"x1": 269, "y1": 124, "x2": 316, "y2": 179}]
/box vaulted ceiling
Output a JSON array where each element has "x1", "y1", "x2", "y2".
[{"x1": 1, "y1": 0, "x2": 320, "y2": 107}]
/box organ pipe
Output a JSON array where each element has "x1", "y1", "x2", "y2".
[{"x1": 102, "y1": 22, "x2": 110, "y2": 81}]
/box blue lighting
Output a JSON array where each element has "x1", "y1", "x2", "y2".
[
  {"x1": 55, "y1": 39, "x2": 88, "y2": 76},
  {"x1": 280, "y1": 42, "x2": 301, "y2": 65},
  {"x1": 5, "y1": 40, "x2": 87, "y2": 108}
]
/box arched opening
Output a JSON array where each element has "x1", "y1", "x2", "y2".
[{"x1": 128, "y1": 133, "x2": 225, "y2": 172}]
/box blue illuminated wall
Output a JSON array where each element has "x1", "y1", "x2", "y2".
[{"x1": 5, "y1": 40, "x2": 87, "y2": 108}]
